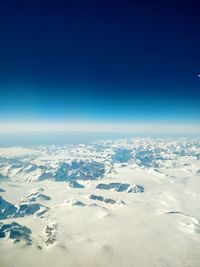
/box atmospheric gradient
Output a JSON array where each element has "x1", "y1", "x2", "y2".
[{"x1": 0, "y1": 1, "x2": 200, "y2": 267}]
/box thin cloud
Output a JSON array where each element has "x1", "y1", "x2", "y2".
[{"x1": 0, "y1": 122, "x2": 200, "y2": 134}]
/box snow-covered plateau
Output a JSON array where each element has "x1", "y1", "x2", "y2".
[{"x1": 0, "y1": 138, "x2": 200, "y2": 267}]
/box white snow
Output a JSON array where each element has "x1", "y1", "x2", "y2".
[{"x1": 0, "y1": 138, "x2": 200, "y2": 267}]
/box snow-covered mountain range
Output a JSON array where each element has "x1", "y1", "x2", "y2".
[
  {"x1": 0, "y1": 138, "x2": 200, "y2": 267},
  {"x1": 0, "y1": 138, "x2": 199, "y2": 182}
]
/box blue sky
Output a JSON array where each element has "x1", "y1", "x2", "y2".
[
  {"x1": 1, "y1": 83, "x2": 200, "y2": 124},
  {"x1": 0, "y1": 0, "x2": 200, "y2": 126}
]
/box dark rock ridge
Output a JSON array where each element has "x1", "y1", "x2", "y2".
[
  {"x1": 0, "y1": 158, "x2": 47, "y2": 181},
  {"x1": 133, "y1": 150, "x2": 164, "y2": 168},
  {"x1": 22, "y1": 191, "x2": 51, "y2": 202},
  {"x1": 0, "y1": 196, "x2": 17, "y2": 219},
  {"x1": 0, "y1": 157, "x2": 105, "y2": 182},
  {"x1": 90, "y1": 194, "x2": 125, "y2": 205},
  {"x1": 0, "y1": 196, "x2": 48, "y2": 220},
  {"x1": 0, "y1": 188, "x2": 5, "y2": 192},
  {"x1": 96, "y1": 183, "x2": 144, "y2": 193},
  {"x1": 127, "y1": 184, "x2": 145, "y2": 193},
  {"x1": 165, "y1": 211, "x2": 184, "y2": 215},
  {"x1": 112, "y1": 149, "x2": 132, "y2": 163},
  {"x1": 64, "y1": 199, "x2": 86, "y2": 206},
  {"x1": 0, "y1": 222, "x2": 32, "y2": 244},
  {"x1": 0, "y1": 173, "x2": 9, "y2": 180},
  {"x1": 54, "y1": 160, "x2": 105, "y2": 181},
  {"x1": 45, "y1": 224, "x2": 57, "y2": 246},
  {"x1": 14, "y1": 203, "x2": 48, "y2": 218},
  {"x1": 69, "y1": 180, "x2": 85, "y2": 188}
]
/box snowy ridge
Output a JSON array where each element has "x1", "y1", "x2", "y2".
[{"x1": 0, "y1": 138, "x2": 200, "y2": 267}]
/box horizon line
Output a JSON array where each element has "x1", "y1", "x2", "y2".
[{"x1": 0, "y1": 122, "x2": 200, "y2": 134}]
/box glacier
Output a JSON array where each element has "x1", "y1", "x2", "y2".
[{"x1": 0, "y1": 138, "x2": 200, "y2": 267}]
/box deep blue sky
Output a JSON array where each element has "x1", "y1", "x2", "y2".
[{"x1": 0, "y1": 0, "x2": 200, "y2": 123}]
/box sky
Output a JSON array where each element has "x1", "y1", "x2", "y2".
[{"x1": 0, "y1": 0, "x2": 200, "y2": 130}]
